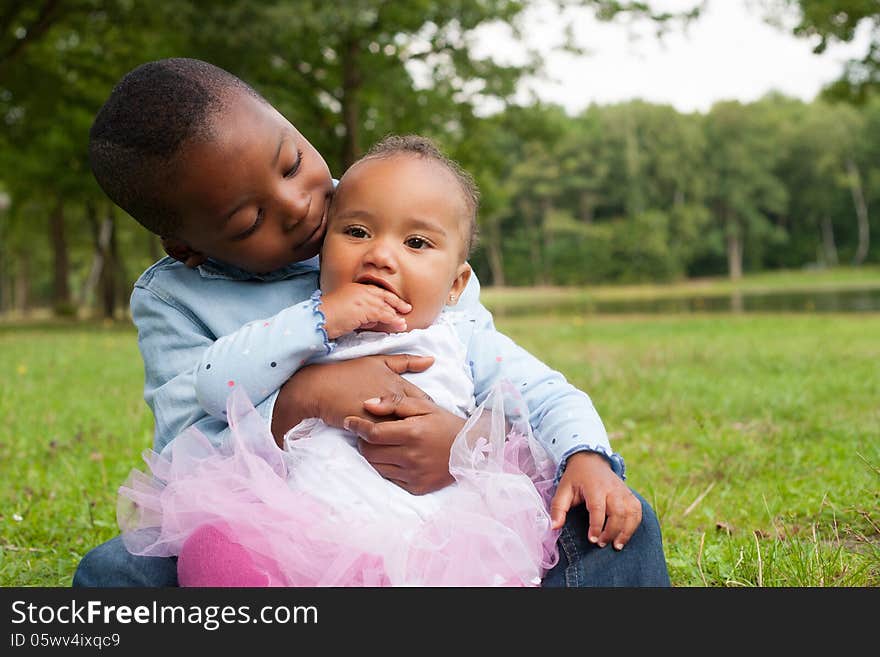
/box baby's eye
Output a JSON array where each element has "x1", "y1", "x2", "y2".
[
  {"x1": 345, "y1": 226, "x2": 369, "y2": 238},
  {"x1": 405, "y1": 236, "x2": 430, "y2": 249}
]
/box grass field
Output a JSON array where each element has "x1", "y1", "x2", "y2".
[
  {"x1": 1, "y1": 278, "x2": 878, "y2": 586},
  {"x1": 494, "y1": 312, "x2": 879, "y2": 586}
]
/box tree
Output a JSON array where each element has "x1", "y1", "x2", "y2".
[
  {"x1": 778, "y1": 101, "x2": 870, "y2": 265},
  {"x1": 0, "y1": 1, "x2": 178, "y2": 315},
  {"x1": 0, "y1": 0, "x2": 707, "y2": 309},
  {"x1": 177, "y1": 1, "x2": 539, "y2": 173},
  {"x1": 771, "y1": 0, "x2": 880, "y2": 104},
  {"x1": 704, "y1": 101, "x2": 788, "y2": 279},
  {"x1": 858, "y1": 96, "x2": 880, "y2": 263},
  {"x1": 180, "y1": 1, "x2": 703, "y2": 171}
]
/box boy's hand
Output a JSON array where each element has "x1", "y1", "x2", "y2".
[
  {"x1": 549, "y1": 451, "x2": 642, "y2": 550},
  {"x1": 320, "y1": 283, "x2": 412, "y2": 339},
  {"x1": 270, "y1": 354, "x2": 434, "y2": 446},
  {"x1": 344, "y1": 397, "x2": 466, "y2": 496}
]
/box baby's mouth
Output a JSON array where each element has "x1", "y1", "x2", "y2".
[{"x1": 356, "y1": 275, "x2": 401, "y2": 299}]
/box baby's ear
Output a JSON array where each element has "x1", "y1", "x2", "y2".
[
  {"x1": 161, "y1": 236, "x2": 207, "y2": 268},
  {"x1": 447, "y1": 263, "x2": 472, "y2": 306}
]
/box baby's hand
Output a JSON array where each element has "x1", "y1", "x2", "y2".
[
  {"x1": 549, "y1": 451, "x2": 642, "y2": 550},
  {"x1": 320, "y1": 282, "x2": 412, "y2": 339}
]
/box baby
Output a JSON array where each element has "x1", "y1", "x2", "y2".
[{"x1": 120, "y1": 135, "x2": 560, "y2": 586}]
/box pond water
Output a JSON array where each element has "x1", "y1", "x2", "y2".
[{"x1": 490, "y1": 287, "x2": 880, "y2": 316}]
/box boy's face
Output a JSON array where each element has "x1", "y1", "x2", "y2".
[
  {"x1": 320, "y1": 154, "x2": 471, "y2": 330},
  {"x1": 162, "y1": 90, "x2": 334, "y2": 274}
]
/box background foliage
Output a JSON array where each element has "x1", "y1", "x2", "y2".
[{"x1": 1, "y1": 0, "x2": 878, "y2": 318}]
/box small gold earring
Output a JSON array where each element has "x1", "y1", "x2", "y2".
[{"x1": 449, "y1": 294, "x2": 456, "y2": 303}]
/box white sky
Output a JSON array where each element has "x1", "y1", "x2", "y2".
[{"x1": 471, "y1": 0, "x2": 874, "y2": 114}]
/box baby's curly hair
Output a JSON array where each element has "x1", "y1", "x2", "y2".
[
  {"x1": 88, "y1": 58, "x2": 264, "y2": 237},
  {"x1": 359, "y1": 135, "x2": 480, "y2": 258}
]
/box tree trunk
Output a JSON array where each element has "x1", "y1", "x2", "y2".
[
  {"x1": 340, "y1": 37, "x2": 362, "y2": 169},
  {"x1": 0, "y1": 264, "x2": 9, "y2": 314},
  {"x1": 0, "y1": 231, "x2": 8, "y2": 313},
  {"x1": 725, "y1": 211, "x2": 743, "y2": 280},
  {"x1": 726, "y1": 234, "x2": 742, "y2": 280},
  {"x1": 49, "y1": 197, "x2": 71, "y2": 314},
  {"x1": 14, "y1": 251, "x2": 29, "y2": 314},
  {"x1": 484, "y1": 214, "x2": 506, "y2": 287},
  {"x1": 112, "y1": 208, "x2": 130, "y2": 314},
  {"x1": 819, "y1": 215, "x2": 838, "y2": 266},
  {"x1": 99, "y1": 211, "x2": 118, "y2": 319},
  {"x1": 80, "y1": 201, "x2": 112, "y2": 310},
  {"x1": 846, "y1": 158, "x2": 870, "y2": 265}
]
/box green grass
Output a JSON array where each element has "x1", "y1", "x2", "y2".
[
  {"x1": 496, "y1": 313, "x2": 880, "y2": 586},
  {"x1": 1, "y1": 306, "x2": 878, "y2": 586},
  {"x1": 0, "y1": 320, "x2": 154, "y2": 586}
]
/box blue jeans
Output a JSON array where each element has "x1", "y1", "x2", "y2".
[{"x1": 73, "y1": 489, "x2": 669, "y2": 587}]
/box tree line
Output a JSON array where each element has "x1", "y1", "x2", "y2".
[
  {"x1": 1, "y1": 1, "x2": 877, "y2": 317},
  {"x1": 467, "y1": 95, "x2": 877, "y2": 286}
]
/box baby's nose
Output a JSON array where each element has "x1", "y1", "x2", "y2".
[{"x1": 363, "y1": 240, "x2": 397, "y2": 270}]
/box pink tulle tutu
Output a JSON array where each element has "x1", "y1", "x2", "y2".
[{"x1": 118, "y1": 382, "x2": 560, "y2": 586}]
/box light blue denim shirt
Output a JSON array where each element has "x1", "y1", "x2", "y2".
[{"x1": 130, "y1": 256, "x2": 624, "y2": 482}]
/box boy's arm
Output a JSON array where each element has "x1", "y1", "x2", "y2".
[
  {"x1": 455, "y1": 274, "x2": 625, "y2": 484},
  {"x1": 131, "y1": 285, "x2": 296, "y2": 453},
  {"x1": 193, "y1": 290, "x2": 331, "y2": 419},
  {"x1": 465, "y1": 320, "x2": 624, "y2": 483},
  {"x1": 195, "y1": 282, "x2": 410, "y2": 420},
  {"x1": 135, "y1": 283, "x2": 431, "y2": 456},
  {"x1": 458, "y1": 278, "x2": 642, "y2": 549}
]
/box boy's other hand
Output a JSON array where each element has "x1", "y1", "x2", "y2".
[
  {"x1": 549, "y1": 451, "x2": 642, "y2": 550},
  {"x1": 320, "y1": 283, "x2": 412, "y2": 338},
  {"x1": 344, "y1": 396, "x2": 466, "y2": 496},
  {"x1": 270, "y1": 354, "x2": 434, "y2": 446}
]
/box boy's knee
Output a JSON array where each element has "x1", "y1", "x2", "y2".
[
  {"x1": 72, "y1": 536, "x2": 177, "y2": 588},
  {"x1": 634, "y1": 490, "x2": 662, "y2": 538},
  {"x1": 73, "y1": 542, "x2": 109, "y2": 587}
]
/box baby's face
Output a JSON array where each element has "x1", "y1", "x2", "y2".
[
  {"x1": 320, "y1": 154, "x2": 471, "y2": 330},
  {"x1": 164, "y1": 90, "x2": 334, "y2": 274}
]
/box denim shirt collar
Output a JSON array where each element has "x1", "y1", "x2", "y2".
[{"x1": 197, "y1": 256, "x2": 320, "y2": 282}]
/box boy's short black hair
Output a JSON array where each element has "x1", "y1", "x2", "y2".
[
  {"x1": 88, "y1": 58, "x2": 263, "y2": 237},
  {"x1": 359, "y1": 134, "x2": 480, "y2": 258}
]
